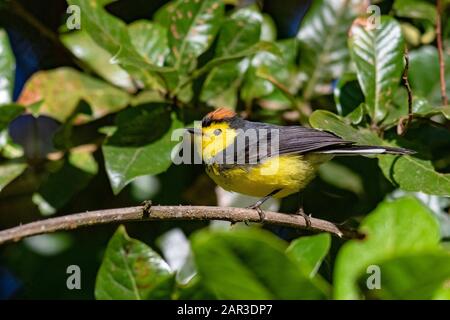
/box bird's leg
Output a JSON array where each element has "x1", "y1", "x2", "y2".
[
  {"x1": 141, "y1": 200, "x2": 152, "y2": 218},
  {"x1": 296, "y1": 207, "x2": 312, "y2": 229},
  {"x1": 246, "y1": 189, "x2": 281, "y2": 222},
  {"x1": 295, "y1": 193, "x2": 312, "y2": 228}
]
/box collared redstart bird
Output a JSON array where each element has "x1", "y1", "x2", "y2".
[{"x1": 188, "y1": 108, "x2": 413, "y2": 223}]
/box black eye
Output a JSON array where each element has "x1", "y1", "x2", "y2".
[{"x1": 213, "y1": 129, "x2": 222, "y2": 136}]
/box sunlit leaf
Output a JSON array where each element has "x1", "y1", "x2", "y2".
[
  {"x1": 165, "y1": 0, "x2": 224, "y2": 72},
  {"x1": 128, "y1": 20, "x2": 169, "y2": 67},
  {"x1": 0, "y1": 29, "x2": 15, "y2": 104},
  {"x1": 394, "y1": 0, "x2": 436, "y2": 24},
  {"x1": 409, "y1": 46, "x2": 450, "y2": 105},
  {"x1": 310, "y1": 109, "x2": 450, "y2": 196},
  {"x1": 309, "y1": 110, "x2": 382, "y2": 146},
  {"x1": 241, "y1": 51, "x2": 288, "y2": 105},
  {"x1": 96, "y1": 225, "x2": 174, "y2": 300},
  {"x1": 201, "y1": 7, "x2": 262, "y2": 108},
  {"x1": 334, "y1": 197, "x2": 440, "y2": 299},
  {"x1": 378, "y1": 149, "x2": 450, "y2": 196},
  {"x1": 67, "y1": 0, "x2": 172, "y2": 91},
  {"x1": 18, "y1": 67, "x2": 129, "y2": 123},
  {"x1": 0, "y1": 161, "x2": 26, "y2": 192},
  {"x1": 103, "y1": 104, "x2": 183, "y2": 194},
  {"x1": 61, "y1": 30, "x2": 135, "y2": 91},
  {"x1": 287, "y1": 233, "x2": 331, "y2": 278},
  {"x1": 298, "y1": 0, "x2": 365, "y2": 99},
  {"x1": 261, "y1": 13, "x2": 277, "y2": 41},
  {"x1": 191, "y1": 228, "x2": 328, "y2": 299},
  {"x1": 349, "y1": 16, "x2": 405, "y2": 123},
  {"x1": 362, "y1": 252, "x2": 450, "y2": 299}
]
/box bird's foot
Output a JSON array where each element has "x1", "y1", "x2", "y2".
[
  {"x1": 246, "y1": 203, "x2": 266, "y2": 222},
  {"x1": 295, "y1": 207, "x2": 312, "y2": 229},
  {"x1": 230, "y1": 220, "x2": 250, "y2": 228},
  {"x1": 141, "y1": 200, "x2": 152, "y2": 218}
]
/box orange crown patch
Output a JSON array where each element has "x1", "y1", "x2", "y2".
[{"x1": 205, "y1": 107, "x2": 236, "y2": 121}]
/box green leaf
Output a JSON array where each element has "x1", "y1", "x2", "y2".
[
  {"x1": 415, "y1": 104, "x2": 450, "y2": 120},
  {"x1": 318, "y1": 161, "x2": 364, "y2": 195},
  {"x1": 310, "y1": 109, "x2": 450, "y2": 196},
  {"x1": 95, "y1": 225, "x2": 174, "y2": 300},
  {"x1": 286, "y1": 233, "x2": 331, "y2": 278},
  {"x1": 433, "y1": 284, "x2": 450, "y2": 300},
  {"x1": 298, "y1": 0, "x2": 364, "y2": 100},
  {"x1": 334, "y1": 197, "x2": 440, "y2": 299},
  {"x1": 153, "y1": 1, "x2": 175, "y2": 27},
  {"x1": 402, "y1": 93, "x2": 449, "y2": 120},
  {"x1": 364, "y1": 252, "x2": 450, "y2": 299},
  {"x1": 276, "y1": 38, "x2": 298, "y2": 66},
  {"x1": 128, "y1": 20, "x2": 169, "y2": 67},
  {"x1": 165, "y1": 0, "x2": 224, "y2": 72},
  {"x1": 378, "y1": 151, "x2": 450, "y2": 196},
  {"x1": 381, "y1": 91, "x2": 441, "y2": 128},
  {"x1": 67, "y1": 0, "x2": 172, "y2": 91},
  {"x1": 309, "y1": 110, "x2": 382, "y2": 146},
  {"x1": 200, "y1": 7, "x2": 262, "y2": 108},
  {"x1": 333, "y1": 73, "x2": 365, "y2": 117},
  {"x1": 67, "y1": 0, "x2": 167, "y2": 73},
  {"x1": 241, "y1": 50, "x2": 288, "y2": 105},
  {"x1": 176, "y1": 275, "x2": 217, "y2": 299},
  {"x1": 409, "y1": 46, "x2": 450, "y2": 105},
  {"x1": 0, "y1": 104, "x2": 24, "y2": 131},
  {"x1": 393, "y1": 0, "x2": 436, "y2": 24},
  {"x1": 198, "y1": 6, "x2": 284, "y2": 107},
  {"x1": 103, "y1": 104, "x2": 182, "y2": 194},
  {"x1": 216, "y1": 7, "x2": 262, "y2": 56},
  {"x1": 34, "y1": 150, "x2": 98, "y2": 213},
  {"x1": 348, "y1": 16, "x2": 405, "y2": 123},
  {"x1": 261, "y1": 13, "x2": 277, "y2": 41},
  {"x1": 200, "y1": 61, "x2": 243, "y2": 108},
  {"x1": 0, "y1": 130, "x2": 23, "y2": 159},
  {"x1": 18, "y1": 67, "x2": 129, "y2": 123},
  {"x1": 191, "y1": 228, "x2": 327, "y2": 299},
  {"x1": 61, "y1": 30, "x2": 135, "y2": 92},
  {"x1": 0, "y1": 29, "x2": 15, "y2": 104},
  {"x1": 0, "y1": 161, "x2": 26, "y2": 192},
  {"x1": 171, "y1": 42, "x2": 279, "y2": 100}
]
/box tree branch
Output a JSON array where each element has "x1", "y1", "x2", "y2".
[
  {"x1": 436, "y1": 0, "x2": 448, "y2": 106},
  {"x1": 0, "y1": 204, "x2": 364, "y2": 245}
]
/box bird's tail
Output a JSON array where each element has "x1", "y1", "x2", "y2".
[{"x1": 317, "y1": 145, "x2": 414, "y2": 156}]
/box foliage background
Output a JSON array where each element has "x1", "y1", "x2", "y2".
[{"x1": 0, "y1": 0, "x2": 449, "y2": 299}]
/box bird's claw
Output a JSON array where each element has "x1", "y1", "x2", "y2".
[
  {"x1": 141, "y1": 200, "x2": 152, "y2": 218},
  {"x1": 230, "y1": 219, "x2": 250, "y2": 228},
  {"x1": 296, "y1": 207, "x2": 312, "y2": 229},
  {"x1": 247, "y1": 204, "x2": 266, "y2": 222}
]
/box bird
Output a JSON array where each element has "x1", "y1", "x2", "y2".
[{"x1": 187, "y1": 107, "x2": 413, "y2": 225}]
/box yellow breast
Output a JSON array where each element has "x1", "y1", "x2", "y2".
[{"x1": 206, "y1": 154, "x2": 330, "y2": 198}]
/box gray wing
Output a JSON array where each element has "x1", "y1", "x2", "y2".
[
  {"x1": 210, "y1": 121, "x2": 353, "y2": 166},
  {"x1": 275, "y1": 125, "x2": 353, "y2": 155}
]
